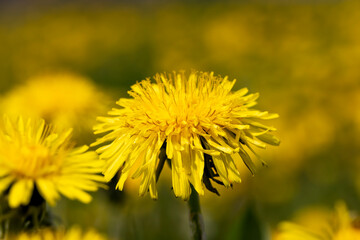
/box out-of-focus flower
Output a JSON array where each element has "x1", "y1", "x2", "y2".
[
  {"x1": 14, "y1": 227, "x2": 106, "y2": 240},
  {"x1": 0, "y1": 73, "x2": 108, "y2": 137},
  {"x1": 93, "y1": 71, "x2": 279, "y2": 200},
  {"x1": 0, "y1": 116, "x2": 105, "y2": 208},
  {"x1": 277, "y1": 202, "x2": 360, "y2": 240}
]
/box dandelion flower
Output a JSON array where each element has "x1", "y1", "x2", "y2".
[
  {"x1": 14, "y1": 227, "x2": 107, "y2": 240},
  {"x1": 0, "y1": 73, "x2": 108, "y2": 136},
  {"x1": 0, "y1": 116, "x2": 105, "y2": 208},
  {"x1": 93, "y1": 71, "x2": 279, "y2": 200},
  {"x1": 277, "y1": 202, "x2": 360, "y2": 240}
]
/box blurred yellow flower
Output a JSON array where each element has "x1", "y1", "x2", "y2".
[
  {"x1": 277, "y1": 202, "x2": 360, "y2": 240},
  {"x1": 93, "y1": 71, "x2": 279, "y2": 200},
  {"x1": 0, "y1": 116, "x2": 105, "y2": 208},
  {"x1": 14, "y1": 227, "x2": 106, "y2": 240},
  {"x1": 0, "y1": 73, "x2": 108, "y2": 137}
]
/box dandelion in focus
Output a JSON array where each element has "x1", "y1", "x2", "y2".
[
  {"x1": 0, "y1": 73, "x2": 109, "y2": 138},
  {"x1": 13, "y1": 227, "x2": 107, "y2": 240},
  {"x1": 277, "y1": 202, "x2": 360, "y2": 240},
  {"x1": 0, "y1": 116, "x2": 105, "y2": 208},
  {"x1": 93, "y1": 71, "x2": 279, "y2": 200}
]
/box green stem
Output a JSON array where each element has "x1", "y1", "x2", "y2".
[
  {"x1": 188, "y1": 185, "x2": 206, "y2": 240},
  {"x1": 0, "y1": 188, "x2": 54, "y2": 235}
]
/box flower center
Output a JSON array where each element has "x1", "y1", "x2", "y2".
[{"x1": 10, "y1": 143, "x2": 62, "y2": 179}]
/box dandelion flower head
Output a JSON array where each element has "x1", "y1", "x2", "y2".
[
  {"x1": 0, "y1": 116, "x2": 105, "y2": 208},
  {"x1": 93, "y1": 71, "x2": 279, "y2": 200},
  {"x1": 14, "y1": 227, "x2": 106, "y2": 240},
  {"x1": 277, "y1": 202, "x2": 360, "y2": 240},
  {"x1": 0, "y1": 73, "x2": 108, "y2": 133}
]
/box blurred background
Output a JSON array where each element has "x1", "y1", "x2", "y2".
[{"x1": 0, "y1": 0, "x2": 359, "y2": 239}]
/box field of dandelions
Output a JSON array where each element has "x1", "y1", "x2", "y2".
[{"x1": 0, "y1": 1, "x2": 360, "y2": 240}]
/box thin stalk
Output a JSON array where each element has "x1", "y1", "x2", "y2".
[
  {"x1": 1, "y1": 187, "x2": 54, "y2": 235},
  {"x1": 188, "y1": 185, "x2": 206, "y2": 240}
]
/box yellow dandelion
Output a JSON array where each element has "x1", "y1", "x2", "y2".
[
  {"x1": 277, "y1": 202, "x2": 360, "y2": 240},
  {"x1": 14, "y1": 227, "x2": 107, "y2": 240},
  {"x1": 0, "y1": 73, "x2": 108, "y2": 137},
  {"x1": 93, "y1": 71, "x2": 279, "y2": 200},
  {"x1": 0, "y1": 116, "x2": 105, "y2": 208}
]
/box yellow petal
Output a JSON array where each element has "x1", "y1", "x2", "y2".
[
  {"x1": 36, "y1": 179, "x2": 60, "y2": 206},
  {"x1": 0, "y1": 176, "x2": 14, "y2": 194},
  {"x1": 9, "y1": 179, "x2": 33, "y2": 208}
]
